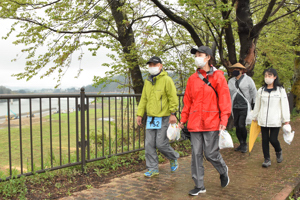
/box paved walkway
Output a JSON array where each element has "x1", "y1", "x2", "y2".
[{"x1": 61, "y1": 119, "x2": 300, "y2": 200}]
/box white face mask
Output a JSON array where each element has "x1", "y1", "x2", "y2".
[
  {"x1": 195, "y1": 57, "x2": 207, "y2": 68},
  {"x1": 148, "y1": 66, "x2": 160, "y2": 75},
  {"x1": 265, "y1": 77, "x2": 275, "y2": 85}
]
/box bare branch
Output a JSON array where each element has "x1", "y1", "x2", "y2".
[
  {"x1": 10, "y1": 17, "x2": 119, "y2": 40},
  {"x1": 151, "y1": 0, "x2": 203, "y2": 46},
  {"x1": 162, "y1": 42, "x2": 189, "y2": 52},
  {"x1": 8, "y1": 0, "x2": 62, "y2": 9},
  {"x1": 128, "y1": 14, "x2": 160, "y2": 29},
  {"x1": 265, "y1": 5, "x2": 300, "y2": 25},
  {"x1": 252, "y1": 0, "x2": 277, "y2": 37},
  {"x1": 270, "y1": 0, "x2": 286, "y2": 17}
]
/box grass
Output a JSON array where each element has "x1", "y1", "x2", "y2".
[{"x1": 0, "y1": 97, "x2": 143, "y2": 178}]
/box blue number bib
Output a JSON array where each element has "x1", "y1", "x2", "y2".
[{"x1": 146, "y1": 116, "x2": 162, "y2": 129}]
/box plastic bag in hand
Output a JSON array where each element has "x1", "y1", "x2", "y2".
[
  {"x1": 283, "y1": 124, "x2": 294, "y2": 145},
  {"x1": 167, "y1": 123, "x2": 181, "y2": 141},
  {"x1": 219, "y1": 130, "x2": 234, "y2": 149}
]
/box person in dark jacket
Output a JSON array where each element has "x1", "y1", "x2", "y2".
[
  {"x1": 228, "y1": 63, "x2": 257, "y2": 153},
  {"x1": 179, "y1": 46, "x2": 232, "y2": 195}
]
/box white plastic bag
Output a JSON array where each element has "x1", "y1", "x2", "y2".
[
  {"x1": 246, "y1": 110, "x2": 253, "y2": 125},
  {"x1": 167, "y1": 123, "x2": 181, "y2": 141},
  {"x1": 219, "y1": 130, "x2": 234, "y2": 149},
  {"x1": 283, "y1": 124, "x2": 294, "y2": 145}
]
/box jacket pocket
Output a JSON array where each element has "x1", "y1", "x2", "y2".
[
  {"x1": 202, "y1": 110, "x2": 219, "y2": 129},
  {"x1": 187, "y1": 110, "x2": 199, "y2": 130},
  {"x1": 155, "y1": 90, "x2": 163, "y2": 100}
]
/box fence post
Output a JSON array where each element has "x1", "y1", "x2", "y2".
[{"x1": 80, "y1": 87, "x2": 86, "y2": 173}]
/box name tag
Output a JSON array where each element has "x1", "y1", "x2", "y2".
[{"x1": 146, "y1": 116, "x2": 162, "y2": 129}]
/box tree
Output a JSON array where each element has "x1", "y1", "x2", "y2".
[
  {"x1": 150, "y1": 0, "x2": 299, "y2": 74},
  {"x1": 0, "y1": 86, "x2": 12, "y2": 94},
  {"x1": 0, "y1": 0, "x2": 163, "y2": 102}
]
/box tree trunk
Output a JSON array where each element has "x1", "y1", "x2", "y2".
[
  {"x1": 221, "y1": 0, "x2": 237, "y2": 66},
  {"x1": 236, "y1": 0, "x2": 256, "y2": 76},
  {"x1": 109, "y1": 0, "x2": 144, "y2": 103},
  {"x1": 291, "y1": 56, "x2": 300, "y2": 111}
]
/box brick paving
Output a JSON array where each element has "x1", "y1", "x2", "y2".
[{"x1": 61, "y1": 119, "x2": 300, "y2": 200}]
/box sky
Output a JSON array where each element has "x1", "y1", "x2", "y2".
[{"x1": 0, "y1": 20, "x2": 112, "y2": 90}]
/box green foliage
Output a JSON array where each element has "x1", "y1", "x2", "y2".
[
  {"x1": 0, "y1": 176, "x2": 27, "y2": 200},
  {"x1": 253, "y1": 12, "x2": 299, "y2": 91},
  {"x1": 291, "y1": 108, "x2": 300, "y2": 120}
]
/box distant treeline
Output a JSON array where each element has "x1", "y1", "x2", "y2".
[{"x1": 0, "y1": 72, "x2": 179, "y2": 96}]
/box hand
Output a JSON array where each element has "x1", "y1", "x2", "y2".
[
  {"x1": 169, "y1": 115, "x2": 177, "y2": 124},
  {"x1": 253, "y1": 120, "x2": 257, "y2": 122},
  {"x1": 136, "y1": 116, "x2": 142, "y2": 126},
  {"x1": 284, "y1": 122, "x2": 290, "y2": 125},
  {"x1": 219, "y1": 124, "x2": 226, "y2": 131},
  {"x1": 178, "y1": 122, "x2": 185, "y2": 129}
]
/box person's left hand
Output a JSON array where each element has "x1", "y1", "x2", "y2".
[
  {"x1": 169, "y1": 115, "x2": 177, "y2": 124},
  {"x1": 219, "y1": 124, "x2": 226, "y2": 131}
]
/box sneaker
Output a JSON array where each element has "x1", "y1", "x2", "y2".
[
  {"x1": 189, "y1": 187, "x2": 206, "y2": 195},
  {"x1": 170, "y1": 159, "x2": 178, "y2": 172},
  {"x1": 234, "y1": 145, "x2": 242, "y2": 151},
  {"x1": 262, "y1": 159, "x2": 271, "y2": 168},
  {"x1": 240, "y1": 143, "x2": 248, "y2": 153},
  {"x1": 144, "y1": 170, "x2": 159, "y2": 177},
  {"x1": 276, "y1": 151, "x2": 283, "y2": 163},
  {"x1": 220, "y1": 166, "x2": 230, "y2": 188}
]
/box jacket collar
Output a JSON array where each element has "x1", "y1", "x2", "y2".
[
  {"x1": 196, "y1": 66, "x2": 218, "y2": 78},
  {"x1": 147, "y1": 69, "x2": 167, "y2": 85}
]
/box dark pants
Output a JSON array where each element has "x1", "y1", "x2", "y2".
[
  {"x1": 261, "y1": 127, "x2": 282, "y2": 159},
  {"x1": 233, "y1": 108, "x2": 247, "y2": 145}
]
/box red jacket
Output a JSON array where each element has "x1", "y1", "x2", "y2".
[{"x1": 181, "y1": 68, "x2": 231, "y2": 132}]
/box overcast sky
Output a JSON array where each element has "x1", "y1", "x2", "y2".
[{"x1": 0, "y1": 20, "x2": 113, "y2": 90}]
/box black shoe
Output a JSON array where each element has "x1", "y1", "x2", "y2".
[
  {"x1": 234, "y1": 145, "x2": 242, "y2": 151},
  {"x1": 240, "y1": 143, "x2": 248, "y2": 153},
  {"x1": 262, "y1": 159, "x2": 271, "y2": 167},
  {"x1": 220, "y1": 166, "x2": 230, "y2": 188},
  {"x1": 189, "y1": 187, "x2": 206, "y2": 195},
  {"x1": 276, "y1": 151, "x2": 283, "y2": 163}
]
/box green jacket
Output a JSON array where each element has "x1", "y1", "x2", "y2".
[{"x1": 137, "y1": 70, "x2": 178, "y2": 117}]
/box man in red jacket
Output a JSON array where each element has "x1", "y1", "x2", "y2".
[{"x1": 179, "y1": 46, "x2": 232, "y2": 195}]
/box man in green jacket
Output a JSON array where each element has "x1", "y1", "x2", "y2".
[{"x1": 137, "y1": 56, "x2": 179, "y2": 177}]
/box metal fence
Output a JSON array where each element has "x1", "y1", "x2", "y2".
[{"x1": 0, "y1": 88, "x2": 184, "y2": 181}]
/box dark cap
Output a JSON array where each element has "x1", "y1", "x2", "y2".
[
  {"x1": 146, "y1": 56, "x2": 162, "y2": 64},
  {"x1": 191, "y1": 46, "x2": 213, "y2": 57}
]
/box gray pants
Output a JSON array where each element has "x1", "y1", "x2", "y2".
[
  {"x1": 145, "y1": 116, "x2": 180, "y2": 171},
  {"x1": 191, "y1": 131, "x2": 227, "y2": 188}
]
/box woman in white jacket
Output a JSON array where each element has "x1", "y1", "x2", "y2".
[{"x1": 252, "y1": 68, "x2": 290, "y2": 168}]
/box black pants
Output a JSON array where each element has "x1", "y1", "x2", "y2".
[
  {"x1": 233, "y1": 108, "x2": 247, "y2": 145},
  {"x1": 261, "y1": 127, "x2": 282, "y2": 159}
]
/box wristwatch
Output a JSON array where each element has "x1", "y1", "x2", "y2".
[{"x1": 171, "y1": 112, "x2": 176, "y2": 115}]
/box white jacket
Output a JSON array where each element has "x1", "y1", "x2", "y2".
[{"x1": 252, "y1": 86, "x2": 290, "y2": 127}]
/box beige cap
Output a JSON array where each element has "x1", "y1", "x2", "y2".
[{"x1": 229, "y1": 63, "x2": 246, "y2": 71}]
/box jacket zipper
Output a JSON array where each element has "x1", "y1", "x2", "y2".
[
  {"x1": 161, "y1": 96, "x2": 162, "y2": 111},
  {"x1": 266, "y1": 92, "x2": 271, "y2": 126}
]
